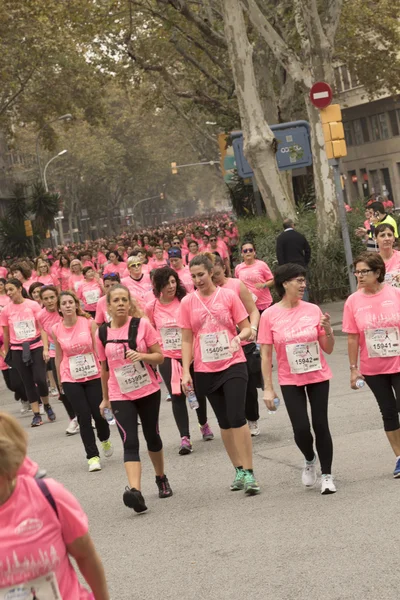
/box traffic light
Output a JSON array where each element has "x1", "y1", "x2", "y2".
[
  {"x1": 320, "y1": 104, "x2": 347, "y2": 159},
  {"x1": 160, "y1": 192, "x2": 165, "y2": 200},
  {"x1": 24, "y1": 220, "x2": 33, "y2": 237},
  {"x1": 171, "y1": 162, "x2": 178, "y2": 175}
]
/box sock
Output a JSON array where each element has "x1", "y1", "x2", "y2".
[
  {"x1": 235, "y1": 466, "x2": 243, "y2": 472},
  {"x1": 34, "y1": 412, "x2": 40, "y2": 416},
  {"x1": 306, "y1": 455, "x2": 316, "y2": 465},
  {"x1": 244, "y1": 469, "x2": 254, "y2": 474}
]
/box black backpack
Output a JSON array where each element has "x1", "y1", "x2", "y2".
[{"x1": 98, "y1": 317, "x2": 141, "y2": 371}]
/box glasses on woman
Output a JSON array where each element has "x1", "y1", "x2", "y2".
[
  {"x1": 242, "y1": 248, "x2": 254, "y2": 254},
  {"x1": 354, "y1": 269, "x2": 373, "y2": 276},
  {"x1": 130, "y1": 263, "x2": 142, "y2": 268},
  {"x1": 290, "y1": 277, "x2": 306, "y2": 284},
  {"x1": 209, "y1": 238, "x2": 217, "y2": 242},
  {"x1": 172, "y1": 242, "x2": 180, "y2": 245}
]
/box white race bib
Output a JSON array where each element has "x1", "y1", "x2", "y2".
[
  {"x1": 115, "y1": 362, "x2": 151, "y2": 394},
  {"x1": 14, "y1": 319, "x2": 36, "y2": 341},
  {"x1": 286, "y1": 341, "x2": 322, "y2": 374},
  {"x1": 199, "y1": 330, "x2": 232, "y2": 363},
  {"x1": 69, "y1": 353, "x2": 98, "y2": 379},
  {"x1": 160, "y1": 327, "x2": 182, "y2": 351},
  {"x1": 365, "y1": 327, "x2": 400, "y2": 358},
  {"x1": 1, "y1": 572, "x2": 62, "y2": 599},
  {"x1": 83, "y1": 289, "x2": 100, "y2": 305}
]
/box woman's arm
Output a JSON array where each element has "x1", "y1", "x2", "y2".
[
  {"x1": 126, "y1": 342, "x2": 164, "y2": 367},
  {"x1": 261, "y1": 343, "x2": 278, "y2": 411},
  {"x1": 348, "y1": 333, "x2": 363, "y2": 389},
  {"x1": 181, "y1": 328, "x2": 194, "y2": 393},
  {"x1": 239, "y1": 281, "x2": 260, "y2": 341},
  {"x1": 90, "y1": 320, "x2": 99, "y2": 356},
  {"x1": 67, "y1": 532, "x2": 110, "y2": 600},
  {"x1": 3, "y1": 326, "x2": 10, "y2": 355},
  {"x1": 318, "y1": 312, "x2": 335, "y2": 355},
  {"x1": 41, "y1": 329, "x2": 50, "y2": 362},
  {"x1": 99, "y1": 361, "x2": 110, "y2": 415},
  {"x1": 53, "y1": 329, "x2": 63, "y2": 391}
]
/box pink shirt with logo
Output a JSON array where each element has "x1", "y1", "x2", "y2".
[
  {"x1": 258, "y1": 301, "x2": 332, "y2": 386},
  {"x1": 103, "y1": 262, "x2": 127, "y2": 277},
  {"x1": 145, "y1": 297, "x2": 182, "y2": 359},
  {"x1": 0, "y1": 475, "x2": 91, "y2": 599},
  {"x1": 0, "y1": 294, "x2": 10, "y2": 315},
  {"x1": 94, "y1": 296, "x2": 110, "y2": 325},
  {"x1": 121, "y1": 275, "x2": 152, "y2": 307},
  {"x1": 174, "y1": 267, "x2": 194, "y2": 293},
  {"x1": 382, "y1": 250, "x2": 400, "y2": 287},
  {"x1": 53, "y1": 316, "x2": 100, "y2": 384},
  {"x1": 96, "y1": 317, "x2": 160, "y2": 401},
  {"x1": 22, "y1": 276, "x2": 37, "y2": 293},
  {"x1": 178, "y1": 287, "x2": 248, "y2": 373},
  {"x1": 37, "y1": 273, "x2": 59, "y2": 287},
  {"x1": 342, "y1": 286, "x2": 400, "y2": 375},
  {"x1": 68, "y1": 274, "x2": 84, "y2": 294},
  {"x1": 0, "y1": 299, "x2": 43, "y2": 350},
  {"x1": 77, "y1": 281, "x2": 103, "y2": 312},
  {"x1": 37, "y1": 308, "x2": 61, "y2": 358},
  {"x1": 58, "y1": 267, "x2": 71, "y2": 291},
  {"x1": 235, "y1": 260, "x2": 273, "y2": 310}
]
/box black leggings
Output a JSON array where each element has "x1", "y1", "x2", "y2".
[
  {"x1": 63, "y1": 379, "x2": 110, "y2": 459},
  {"x1": 159, "y1": 358, "x2": 207, "y2": 438},
  {"x1": 205, "y1": 376, "x2": 248, "y2": 430},
  {"x1": 49, "y1": 358, "x2": 75, "y2": 420},
  {"x1": 245, "y1": 359, "x2": 260, "y2": 422},
  {"x1": 280, "y1": 380, "x2": 333, "y2": 474},
  {"x1": 11, "y1": 347, "x2": 48, "y2": 404},
  {"x1": 2, "y1": 367, "x2": 28, "y2": 402},
  {"x1": 112, "y1": 391, "x2": 162, "y2": 462},
  {"x1": 364, "y1": 373, "x2": 400, "y2": 432}
]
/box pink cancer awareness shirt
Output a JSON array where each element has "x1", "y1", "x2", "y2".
[
  {"x1": 178, "y1": 287, "x2": 248, "y2": 373},
  {"x1": 0, "y1": 475, "x2": 91, "y2": 600},
  {"x1": 342, "y1": 285, "x2": 400, "y2": 375},
  {"x1": 103, "y1": 261, "x2": 127, "y2": 277},
  {"x1": 145, "y1": 297, "x2": 182, "y2": 359},
  {"x1": 94, "y1": 295, "x2": 111, "y2": 325},
  {"x1": 59, "y1": 267, "x2": 71, "y2": 291},
  {"x1": 17, "y1": 456, "x2": 39, "y2": 477},
  {"x1": 235, "y1": 259, "x2": 273, "y2": 310},
  {"x1": 37, "y1": 308, "x2": 61, "y2": 358},
  {"x1": 121, "y1": 275, "x2": 153, "y2": 307},
  {"x1": 77, "y1": 281, "x2": 103, "y2": 312},
  {"x1": 174, "y1": 266, "x2": 194, "y2": 293},
  {"x1": 0, "y1": 299, "x2": 43, "y2": 350},
  {"x1": 96, "y1": 317, "x2": 160, "y2": 401},
  {"x1": 37, "y1": 273, "x2": 59, "y2": 287},
  {"x1": 258, "y1": 301, "x2": 332, "y2": 386},
  {"x1": 22, "y1": 276, "x2": 37, "y2": 293},
  {"x1": 0, "y1": 266, "x2": 7, "y2": 278},
  {"x1": 53, "y1": 316, "x2": 100, "y2": 384},
  {"x1": 68, "y1": 273, "x2": 84, "y2": 294},
  {"x1": 0, "y1": 294, "x2": 10, "y2": 315},
  {"x1": 383, "y1": 250, "x2": 400, "y2": 287}
]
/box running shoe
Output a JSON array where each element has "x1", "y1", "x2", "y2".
[
  {"x1": 165, "y1": 393, "x2": 172, "y2": 402},
  {"x1": 321, "y1": 474, "x2": 337, "y2": 495},
  {"x1": 49, "y1": 387, "x2": 58, "y2": 397},
  {"x1": 123, "y1": 487, "x2": 148, "y2": 513},
  {"x1": 155, "y1": 474, "x2": 173, "y2": 498},
  {"x1": 302, "y1": 458, "x2": 317, "y2": 487},
  {"x1": 31, "y1": 414, "x2": 43, "y2": 427},
  {"x1": 101, "y1": 439, "x2": 114, "y2": 458},
  {"x1": 394, "y1": 458, "x2": 400, "y2": 478},
  {"x1": 243, "y1": 471, "x2": 261, "y2": 495},
  {"x1": 230, "y1": 467, "x2": 245, "y2": 491},
  {"x1": 88, "y1": 457, "x2": 101, "y2": 472},
  {"x1": 20, "y1": 400, "x2": 30, "y2": 415},
  {"x1": 200, "y1": 422, "x2": 214, "y2": 441},
  {"x1": 44, "y1": 404, "x2": 56, "y2": 422},
  {"x1": 65, "y1": 417, "x2": 80, "y2": 436},
  {"x1": 248, "y1": 420, "x2": 260, "y2": 436},
  {"x1": 39, "y1": 403, "x2": 45, "y2": 415},
  {"x1": 179, "y1": 436, "x2": 192, "y2": 455}
]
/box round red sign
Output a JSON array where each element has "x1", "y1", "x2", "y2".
[{"x1": 309, "y1": 82, "x2": 333, "y2": 109}]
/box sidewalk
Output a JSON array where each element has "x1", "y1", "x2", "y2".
[{"x1": 320, "y1": 299, "x2": 345, "y2": 335}]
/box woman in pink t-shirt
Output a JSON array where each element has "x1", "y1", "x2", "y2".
[
  {"x1": 97, "y1": 284, "x2": 173, "y2": 513},
  {"x1": 375, "y1": 223, "x2": 400, "y2": 287},
  {"x1": 121, "y1": 257, "x2": 153, "y2": 308},
  {"x1": 36, "y1": 258, "x2": 60, "y2": 292},
  {"x1": 58, "y1": 254, "x2": 71, "y2": 291},
  {"x1": 179, "y1": 253, "x2": 260, "y2": 495},
  {"x1": 0, "y1": 412, "x2": 110, "y2": 600},
  {"x1": 343, "y1": 252, "x2": 400, "y2": 478},
  {"x1": 68, "y1": 259, "x2": 85, "y2": 294},
  {"x1": 78, "y1": 266, "x2": 104, "y2": 317},
  {"x1": 94, "y1": 274, "x2": 121, "y2": 325},
  {"x1": 234, "y1": 241, "x2": 274, "y2": 313},
  {"x1": 103, "y1": 251, "x2": 127, "y2": 277},
  {"x1": 259, "y1": 263, "x2": 336, "y2": 495},
  {"x1": 52, "y1": 291, "x2": 112, "y2": 472},
  {"x1": 10, "y1": 261, "x2": 37, "y2": 293},
  {"x1": 146, "y1": 267, "x2": 213, "y2": 455},
  {"x1": 28, "y1": 281, "x2": 44, "y2": 305},
  {"x1": 185, "y1": 240, "x2": 200, "y2": 265}
]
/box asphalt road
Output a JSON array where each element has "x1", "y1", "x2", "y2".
[{"x1": 2, "y1": 328, "x2": 399, "y2": 600}]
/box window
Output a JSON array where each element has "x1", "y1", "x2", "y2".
[
  {"x1": 353, "y1": 119, "x2": 364, "y2": 145},
  {"x1": 341, "y1": 66, "x2": 351, "y2": 91},
  {"x1": 370, "y1": 113, "x2": 390, "y2": 141},
  {"x1": 360, "y1": 117, "x2": 370, "y2": 143},
  {"x1": 370, "y1": 115, "x2": 381, "y2": 141},
  {"x1": 343, "y1": 122, "x2": 354, "y2": 146},
  {"x1": 378, "y1": 113, "x2": 389, "y2": 139},
  {"x1": 389, "y1": 110, "x2": 399, "y2": 136}
]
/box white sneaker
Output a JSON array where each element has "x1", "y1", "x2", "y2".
[
  {"x1": 302, "y1": 459, "x2": 317, "y2": 487},
  {"x1": 321, "y1": 474, "x2": 337, "y2": 495},
  {"x1": 39, "y1": 404, "x2": 45, "y2": 415},
  {"x1": 88, "y1": 456, "x2": 102, "y2": 472},
  {"x1": 20, "y1": 401, "x2": 30, "y2": 414},
  {"x1": 65, "y1": 417, "x2": 80, "y2": 436},
  {"x1": 248, "y1": 420, "x2": 260, "y2": 436},
  {"x1": 101, "y1": 439, "x2": 113, "y2": 458},
  {"x1": 49, "y1": 387, "x2": 58, "y2": 397}
]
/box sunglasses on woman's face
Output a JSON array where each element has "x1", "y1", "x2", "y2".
[
  {"x1": 209, "y1": 238, "x2": 217, "y2": 242},
  {"x1": 242, "y1": 248, "x2": 254, "y2": 254},
  {"x1": 130, "y1": 263, "x2": 141, "y2": 268}
]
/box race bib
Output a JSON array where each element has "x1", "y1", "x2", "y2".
[
  {"x1": 365, "y1": 327, "x2": 400, "y2": 358},
  {"x1": 286, "y1": 341, "x2": 322, "y2": 374},
  {"x1": 14, "y1": 319, "x2": 36, "y2": 341},
  {"x1": 199, "y1": 330, "x2": 232, "y2": 363},
  {"x1": 69, "y1": 353, "x2": 98, "y2": 379},
  {"x1": 83, "y1": 290, "x2": 100, "y2": 305},
  {"x1": 160, "y1": 327, "x2": 182, "y2": 351},
  {"x1": 1, "y1": 572, "x2": 62, "y2": 599},
  {"x1": 115, "y1": 362, "x2": 151, "y2": 394},
  {"x1": 251, "y1": 293, "x2": 258, "y2": 303}
]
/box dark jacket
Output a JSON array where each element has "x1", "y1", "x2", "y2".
[{"x1": 276, "y1": 228, "x2": 311, "y2": 267}]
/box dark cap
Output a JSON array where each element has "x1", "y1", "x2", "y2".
[{"x1": 168, "y1": 248, "x2": 182, "y2": 258}]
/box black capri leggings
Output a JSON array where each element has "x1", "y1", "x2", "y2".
[
  {"x1": 2, "y1": 367, "x2": 28, "y2": 402},
  {"x1": 49, "y1": 358, "x2": 75, "y2": 420},
  {"x1": 112, "y1": 390, "x2": 162, "y2": 462},
  {"x1": 11, "y1": 347, "x2": 48, "y2": 404},
  {"x1": 364, "y1": 373, "x2": 400, "y2": 432},
  {"x1": 280, "y1": 380, "x2": 333, "y2": 474},
  {"x1": 159, "y1": 358, "x2": 207, "y2": 438}
]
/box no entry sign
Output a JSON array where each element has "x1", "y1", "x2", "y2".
[{"x1": 309, "y1": 82, "x2": 333, "y2": 109}]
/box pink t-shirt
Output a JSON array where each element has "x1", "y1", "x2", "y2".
[
  {"x1": 59, "y1": 267, "x2": 71, "y2": 291},
  {"x1": 235, "y1": 260, "x2": 273, "y2": 310},
  {"x1": 22, "y1": 276, "x2": 37, "y2": 292},
  {"x1": 382, "y1": 250, "x2": 400, "y2": 287},
  {"x1": 178, "y1": 287, "x2": 248, "y2": 373},
  {"x1": 37, "y1": 273, "x2": 59, "y2": 287},
  {"x1": 258, "y1": 301, "x2": 332, "y2": 385},
  {"x1": 0, "y1": 266, "x2": 7, "y2": 278},
  {"x1": 174, "y1": 267, "x2": 194, "y2": 293},
  {"x1": 53, "y1": 317, "x2": 100, "y2": 384},
  {"x1": 121, "y1": 275, "x2": 152, "y2": 307},
  {"x1": 211, "y1": 245, "x2": 228, "y2": 261},
  {"x1": 0, "y1": 475, "x2": 91, "y2": 599},
  {"x1": 37, "y1": 308, "x2": 61, "y2": 358},
  {"x1": 96, "y1": 317, "x2": 160, "y2": 401},
  {"x1": 150, "y1": 259, "x2": 168, "y2": 269},
  {"x1": 145, "y1": 297, "x2": 182, "y2": 359},
  {"x1": 94, "y1": 296, "x2": 111, "y2": 325},
  {"x1": 0, "y1": 294, "x2": 10, "y2": 315},
  {"x1": 17, "y1": 455, "x2": 39, "y2": 477},
  {"x1": 68, "y1": 274, "x2": 84, "y2": 294},
  {"x1": 143, "y1": 289, "x2": 156, "y2": 304},
  {"x1": 97, "y1": 252, "x2": 107, "y2": 267},
  {"x1": 77, "y1": 281, "x2": 103, "y2": 311},
  {"x1": 0, "y1": 299, "x2": 43, "y2": 350},
  {"x1": 342, "y1": 285, "x2": 400, "y2": 375},
  {"x1": 103, "y1": 262, "x2": 127, "y2": 277}
]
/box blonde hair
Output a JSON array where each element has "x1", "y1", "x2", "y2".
[
  {"x1": 0, "y1": 412, "x2": 27, "y2": 478},
  {"x1": 106, "y1": 284, "x2": 144, "y2": 318}
]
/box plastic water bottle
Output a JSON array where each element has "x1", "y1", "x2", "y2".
[
  {"x1": 268, "y1": 397, "x2": 280, "y2": 415},
  {"x1": 186, "y1": 386, "x2": 199, "y2": 410},
  {"x1": 103, "y1": 408, "x2": 115, "y2": 424},
  {"x1": 355, "y1": 379, "x2": 365, "y2": 389}
]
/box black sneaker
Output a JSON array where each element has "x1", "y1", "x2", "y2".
[
  {"x1": 31, "y1": 414, "x2": 43, "y2": 427},
  {"x1": 44, "y1": 404, "x2": 56, "y2": 422},
  {"x1": 156, "y1": 475, "x2": 173, "y2": 498},
  {"x1": 123, "y1": 487, "x2": 148, "y2": 513}
]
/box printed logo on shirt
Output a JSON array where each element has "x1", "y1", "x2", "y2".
[
  {"x1": 382, "y1": 300, "x2": 394, "y2": 307},
  {"x1": 355, "y1": 305, "x2": 372, "y2": 313},
  {"x1": 15, "y1": 518, "x2": 43, "y2": 536},
  {"x1": 299, "y1": 316, "x2": 312, "y2": 322}
]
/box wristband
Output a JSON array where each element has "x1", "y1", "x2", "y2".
[
  {"x1": 350, "y1": 364, "x2": 358, "y2": 370},
  {"x1": 251, "y1": 325, "x2": 258, "y2": 332}
]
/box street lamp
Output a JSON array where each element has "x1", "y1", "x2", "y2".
[
  {"x1": 35, "y1": 114, "x2": 72, "y2": 182},
  {"x1": 43, "y1": 150, "x2": 68, "y2": 192}
]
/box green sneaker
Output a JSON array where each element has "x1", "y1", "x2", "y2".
[
  {"x1": 243, "y1": 471, "x2": 260, "y2": 495},
  {"x1": 230, "y1": 468, "x2": 245, "y2": 491},
  {"x1": 101, "y1": 439, "x2": 113, "y2": 458}
]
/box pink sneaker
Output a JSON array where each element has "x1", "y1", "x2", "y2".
[
  {"x1": 200, "y1": 422, "x2": 214, "y2": 441},
  {"x1": 179, "y1": 436, "x2": 192, "y2": 455}
]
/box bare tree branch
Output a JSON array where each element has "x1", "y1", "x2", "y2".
[
  {"x1": 0, "y1": 67, "x2": 37, "y2": 116},
  {"x1": 171, "y1": 39, "x2": 232, "y2": 93},
  {"x1": 162, "y1": 91, "x2": 217, "y2": 143}
]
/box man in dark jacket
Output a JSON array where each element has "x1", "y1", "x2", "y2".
[{"x1": 276, "y1": 218, "x2": 311, "y2": 267}]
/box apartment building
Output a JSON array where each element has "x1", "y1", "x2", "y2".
[{"x1": 335, "y1": 65, "x2": 400, "y2": 206}]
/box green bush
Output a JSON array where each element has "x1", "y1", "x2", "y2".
[{"x1": 237, "y1": 208, "x2": 365, "y2": 303}]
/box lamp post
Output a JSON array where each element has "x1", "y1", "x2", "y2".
[
  {"x1": 43, "y1": 150, "x2": 68, "y2": 245},
  {"x1": 35, "y1": 114, "x2": 72, "y2": 182}
]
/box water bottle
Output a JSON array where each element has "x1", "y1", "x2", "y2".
[
  {"x1": 103, "y1": 407, "x2": 115, "y2": 424},
  {"x1": 186, "y1": 386, "x2": 199, "y2": 410},
  {"x1": 268, "y1": 397, "x2": 280, "y2": 415},
  {"x1": 355, "y1": 379, "x2": 365, "y2": 389}
]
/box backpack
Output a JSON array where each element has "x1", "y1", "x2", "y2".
[
  {"x1": 98, "y1": 317, "x2": 141, "y2": 371},
  {"x1": 35, "y1": 478, "x2": 58, "y2": 517}
]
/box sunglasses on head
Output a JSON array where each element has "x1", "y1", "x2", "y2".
[{"x1": 243, "y1": 248, "x2": 254, "y2": 253}]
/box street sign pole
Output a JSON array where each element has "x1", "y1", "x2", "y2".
[{"x1": 329, "y1": 158, "x2": 356, "y2": 294}]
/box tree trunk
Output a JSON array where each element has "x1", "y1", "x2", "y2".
[{"x1": 222, "y1": 0, "x2": 296, "y2": 221}]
